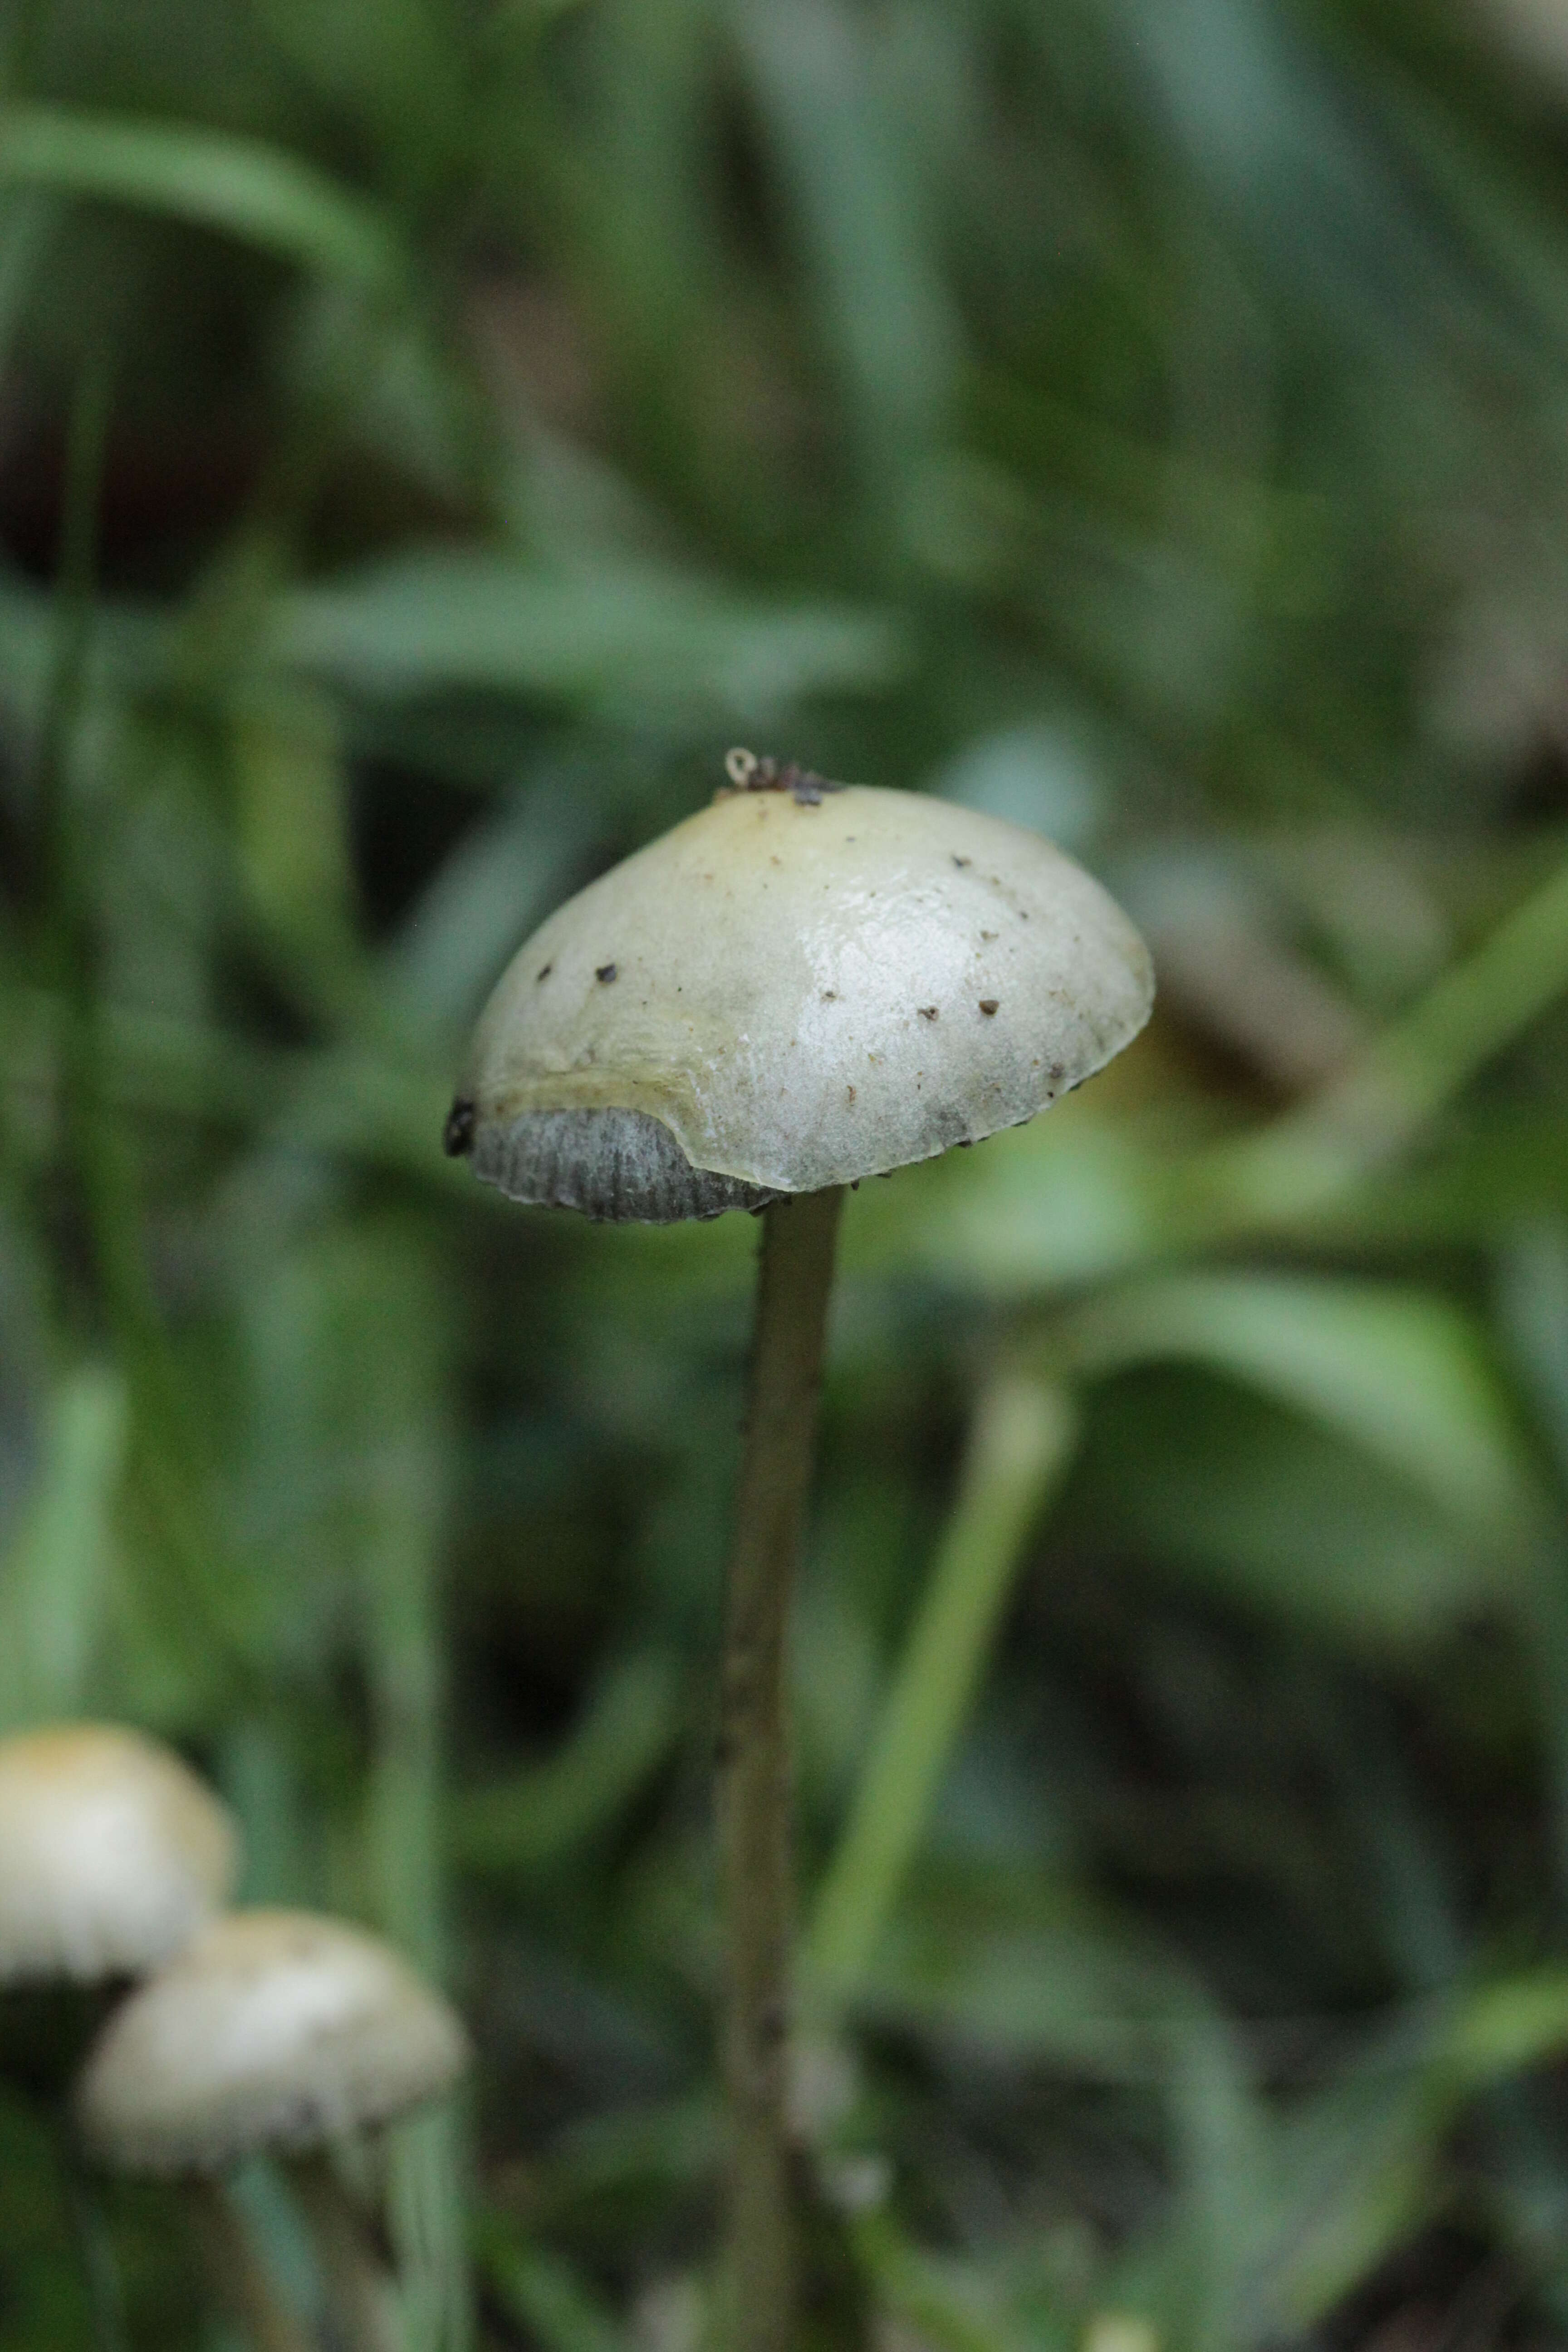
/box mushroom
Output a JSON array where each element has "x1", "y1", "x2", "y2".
[
  {"x1": 77, "y1": 1908, "x2": 470, "y2": 2352},
  {"x1": 0, "y1": 1720, "x2": 238, "y2": 2082},
  {"x1": 448, "y1": 751, "x2": 1150, "y2": 1216},
  {"x1": 0, "y1": 1724, "x2": 240, "y2": 2346},
  {"x1": 443, "y1": 750, "x2": 1153, "y2": 2349}
]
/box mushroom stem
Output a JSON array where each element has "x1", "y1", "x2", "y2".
[
  {"x1": 718, "y1": 1184, "x2": 844, "y2": 2352},
  {"x1": 184, "y1": 2176, "x2": 314, "y2": 2352},
  {"x1": 286, "y1": 2150, "x2": 404, "y2": 2352}
]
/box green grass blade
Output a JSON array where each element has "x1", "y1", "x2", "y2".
[
  {"x1": 804, "y1": 1372, "x2": 1079, "y2": 2012},
  {"x1": 1056, "y1": 1270, "x2": 1541, "y2": 1547},
  {"x1": 0, "y1": 1362, "x2": 126, "y2": 1729},
  {"x1": 0, "y1": 106, "x2": 405, "y2": 293}
]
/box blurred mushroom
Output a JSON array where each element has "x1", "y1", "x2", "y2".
[
  {"x1": 0, "y1": 1725, "x2": 241, "y2": 2350},
  {"x1": 78, "y1": 1908, "x2": 470, "y2": 2352},
  {"x1": 0, "y1": 1720, "x2": 237, "y2": 2086},
  {"x1": 444, "y1": 750, "x2": 1152, "y2": 2350},
  {"x1": 1475, "y1": 0, "x2": 1568, "y2": 95}
]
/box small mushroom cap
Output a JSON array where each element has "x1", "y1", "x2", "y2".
[
  {"x1": 452, "y1": 782, "x2": 1153, "y2": 1221},
  {"x1": 75, "y1": 1909, "x2": 470, "y2": 2175},
  {"x1": 0, "y1": 1724, "x2": 238, "y2": 1986}
]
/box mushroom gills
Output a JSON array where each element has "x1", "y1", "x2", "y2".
[{"x1": 471, "y1": 1105, "x2": 782, "y2": 1223}]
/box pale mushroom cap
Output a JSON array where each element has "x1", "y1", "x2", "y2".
[
  {"x1": 0, "y1": 1724, "x2": 238, "y2": 1986},
  {"x1": 451, "y1": 781, "x2": 1153, "y2": 1220},
  {"x1": 76, "y1": 1909, "x2": 470, "y2": 2174}
]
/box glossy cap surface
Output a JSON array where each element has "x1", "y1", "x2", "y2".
[
  {"x1": 0, "y1": 1724, "x2": 238, "y2": 1985},
  {"x1": 76, "y1": 1908, "x2": 470, "y2": 2173},
  {"x1": 451, "y1": 779, "x2": 1153, "y2": 1220}
]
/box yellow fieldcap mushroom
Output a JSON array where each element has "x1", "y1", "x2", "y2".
[
  {"x1": 0, "y1": 1723, "x2": 238, "y2": 1986},
  {"x1": 441, "y1": 751, "x2": 1153, "y2": 2352},
  {"x1": 445, "y1": 757, "x2": 1153, "y2": 1219},
  {"x1": 75, "y1": 1908, "x2": 469, "y2": 2175}
]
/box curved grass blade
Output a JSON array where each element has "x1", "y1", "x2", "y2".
[{"x1": 0, "y1": 106, "x2": 405, "y2": 295}]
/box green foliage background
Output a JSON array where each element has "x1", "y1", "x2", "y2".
[{"x1": 4, "y1": 0, "x2": 1568, "y2": 2343}]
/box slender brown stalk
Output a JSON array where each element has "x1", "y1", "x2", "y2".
[
  {"x1": 185, "y1": 2176, "x2": 313, "y2": 2352},
  {"x1": 718, "y1": 1185, "x2": 844, "y2": 2352},
  {"x1": 287, "y1": 2149, "x2": 404, "y2": 2352}
]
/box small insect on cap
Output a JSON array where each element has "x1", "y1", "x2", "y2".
[
  {"x1": 445, "y1": 752, "x2": 1154, "y2": 1221},
  {"x1": 75, "y1": 1909, "x2": 470, "y2": 2176},
  {"x1": 0, "y1": 1724, "x2": 238, "y2": 1987}
]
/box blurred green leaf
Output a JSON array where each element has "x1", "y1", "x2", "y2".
[
  {"x1": 1498, "y1": 1220, "x2": 1568, "y2": 1490},
  {"x1": 848, "y1": 2205, "x2": 1020, "y2": 2352},
  {"x1": 453, "y1": 1648, "x2": 683, "y2": 1878},
  {"x1": 232, "y1": 690, "x2": 355, "y2": 968},
  {"x1": 478, "y1": 2227, "x2": 626, "y2": 2352},
  {"x1": 1443, "y1": 1968, "x2": 1568, "y2": 2089},
  {"x1": 894, "y1": 1108, "x2": 1165, "y2": 1292},
  {"x1": 862, "y1": 1891, "x2": 1204, "y2": 2084},
  {"x1": 1244, "y1": 2037, "x2": 1443, "y2": 2330},
  {"x1": 270, "y1": 551, "x2": 903, "y2": 711},
  {"x1": 732, "y1": 0, "x2": 960, "y2": 487},
  {"x1": 253, "y1": 0, "x2": 466, "y2": 191},
  {"x1": 0, "y1": 106, "x2": 406, "y2": 292},
  {"x1": 806, "y1": 1374, "x2": 1079, "y2": 2009},
  {"x1": 1066, "y1": 1368, "x2": 1501, "y2": 1644},
  {"x1": 0, "y1": 1361, "x2": 126, "y2": 1729},
  {"x1": 1152, "y1": 2016, "x2": 1269, "y2": 2352},
  {"x1": 389, "y1": 779, "x2": 602, "y2": 1039},
  {"x1": 1057, "y1": 1271, "x2": 1541, "y2": 1546}
]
